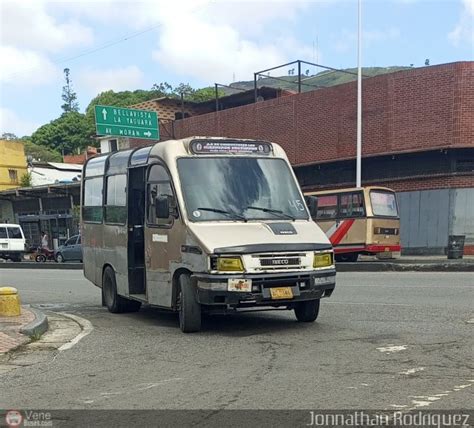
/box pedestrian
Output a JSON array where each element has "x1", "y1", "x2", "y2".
[{"x1": 41, "y1": 231, "x2": 49, "y2": 250}]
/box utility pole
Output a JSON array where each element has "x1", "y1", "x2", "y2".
[{"x1": 356, "y1": 0, "x2": 362, "y2": 188}]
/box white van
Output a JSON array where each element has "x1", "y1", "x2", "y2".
[
  {"x1": 82, "y1": 137, "x2": 336, "y2": 332},
  {"x1": 0, "y1": 223, "x2": 26, "y2": 262}
]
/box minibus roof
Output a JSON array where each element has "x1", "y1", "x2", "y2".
[{"x1": 84, "y1": 137, "x2": 288, "y2": 178}]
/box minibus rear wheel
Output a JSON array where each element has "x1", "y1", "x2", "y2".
[
  {"x1": 103, "y1": 266, "x2": 141, "y2": 313},
  {"x1": 177, "y1": 273, "x2": 202, "y2": 333},
  {"x1": 294, "y1": 299, "x2": 320, "y2": 322}
]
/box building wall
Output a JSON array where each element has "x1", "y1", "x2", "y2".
[
  {"x1": 0, "y1": 140, "x2": 28, "y2": 190},
  {"x1": 131, "y1": 99, "x2": 207, "y2": 121},
  {"x1": 172, "y1": 62, "x2": 474, "y2": 166},
  {"x1": 0, "y1": 200, "x2": 14, "y2": 223},
  {"x1": 398, "y1": 188, "x2": 474, "y2": 255},
  {"x1": 451, "y1": 188, "x2": 474, "y2": 254}
]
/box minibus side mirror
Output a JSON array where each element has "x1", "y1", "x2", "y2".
[
  {"x1": 155, "y1": 196, "x2": 170, "y2": 219},
  {"x1": 307, "y1": 196, "x2": 318, "y2": 218}
]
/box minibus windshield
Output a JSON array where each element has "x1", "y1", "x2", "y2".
[
  {"x1": 370, "y1": 190, "x2": 398, "y2": 217},
  {"x1": 178, "y1": 157, "x2": 309, "y2": 221}
]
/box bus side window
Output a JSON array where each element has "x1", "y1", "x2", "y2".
[
  {"x1": 147, "y1": 164, "x2": 178, "y2": 227},
  {"x1": 316, "y1": 195, "x2": 338, "y2": 219},
  {"x1": 340, "y1": 192, "x2": 365, "y2": 217}
]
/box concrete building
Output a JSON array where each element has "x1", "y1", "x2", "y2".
[
  {"x1": 0, "y1": 140, "x2": 28, "y2": 190},
  {"x1": 29, "y1": 162, "x2": 82, "y2": 186}
]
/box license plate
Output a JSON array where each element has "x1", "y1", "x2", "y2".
[
  {"x1": 1, "y1": 243, "x2": 7, "y2": 248},
  {"x1": 270, "y1": 287, "x2": 293, "y2": 300}
]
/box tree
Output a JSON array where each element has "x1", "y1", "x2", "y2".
[
  {"x1": 20, "y1": 172, "x2": 32, "y2": 187},
  {"x1": 61, "y1": 68, "x2": 79, "y2": 113},
  {"x1": 191, "y1": 87, "x2": 224, "y2": 102},
  {"x1": 31, "y1": 112, "x2": 91, "y2": 155},
  {"x1": 1, "y1": 132, "x2": 18, "y2": 140},
  {"x1": 23, "y1": 140, "x2": 62, "y2": 162}
]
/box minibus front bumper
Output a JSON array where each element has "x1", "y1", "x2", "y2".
[{"x1": 192, "y1": 270, "x2": 336, "y2": 307}]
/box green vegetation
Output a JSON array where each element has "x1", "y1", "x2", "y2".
[
  {"x1": 20, "y1": 171, "x2": 32, "y2": 187},
  {"x1": 31, "y1": 112, "x2": 92, "y2": 155},
  {"x1": 23, "y1": 139, "x2": 62, "y2": 162}
]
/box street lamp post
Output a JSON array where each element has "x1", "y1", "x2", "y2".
[{"x1": 356, "y1": 0, "x2": 362, "y2": 188}]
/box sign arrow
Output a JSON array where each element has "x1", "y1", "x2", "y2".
[
  {"x1": 102, "y1": 108, "x2": 107, "y2": 121},
  {"x1": 144, "y1": 131, "x2": 152, "y2": 137}
]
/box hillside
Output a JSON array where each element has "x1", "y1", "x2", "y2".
[{"x1": 223, "y1": 66, "x2": 412, "y2": 95}]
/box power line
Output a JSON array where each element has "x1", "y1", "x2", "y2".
[{"x1": 3, "y1": 23, "x2": 163, "y2": 81}]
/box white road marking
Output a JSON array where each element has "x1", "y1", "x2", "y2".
[
  {"x1": 377, "y1": 345, "x2": 407, "y2": 354},
  {"x1": 95, "y1": 379, "x2": 182, "y2": 401},
  {"x1": 399, "y1": 367, "x2": 424, "y2": 375},
  {"x1": 405, "y1": 380, "x2": 474, "y2": 410},
  {"x1": 57, "y1": 312, "x2": 94, "y2": 351},
  {"x1": 390, "y1": 405, "x2": 407, "y2": 409}
]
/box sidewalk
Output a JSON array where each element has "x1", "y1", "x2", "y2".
[{"x1": 0, "y1": 307, "x2": 36, "y2": 353}]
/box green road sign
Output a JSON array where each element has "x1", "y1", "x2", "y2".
[{"x1": 94, "y1": 105, "x2": 159, "y2": 140}]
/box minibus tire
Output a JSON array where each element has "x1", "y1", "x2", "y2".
[
  {"x1": 294, "y1": 299, "x2": 320, "y2": 322},
  {"x1": 102, "y1": 267, "x2": 141, "y2": 313},
  {"x1": 178, "y1": 273, "x2": 201, "y2": 333}
]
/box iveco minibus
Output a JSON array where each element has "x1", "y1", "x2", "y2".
[{"x1": 82, "y1": 137, "x2": 336, "y2": 332}]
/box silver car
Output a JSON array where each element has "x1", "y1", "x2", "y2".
[{"x1": 55, "y1": 235, "x2": 82, "y2": 263}]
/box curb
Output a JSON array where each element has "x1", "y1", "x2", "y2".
[
  {"x1": 20, "y1": 308, "x2": 49, "y2": 338},
  {"x1": 336, "y1": 262, "x2": 474, "y2": 272},
  {"x1": 0, "y1": 262, "x2": 83, "y2": 270}
]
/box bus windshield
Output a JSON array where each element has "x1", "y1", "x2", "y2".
[
  {"x1": 370, "y1": 191, "x2": 398, "y2": 217},
  {"x1": 177, "y1": 157, "x2": 309, "y2": 221}
]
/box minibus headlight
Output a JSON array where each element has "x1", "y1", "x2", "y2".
[
  {"x1": 216, "y1": 257, "x2": 244, "y2": 272},
  {"x1": 313, "y1": 252, "x2": 333, "y2": 268}
]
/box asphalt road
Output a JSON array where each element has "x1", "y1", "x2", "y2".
[{"x1": 0, "y1": 269, "x2": 472, "y2": 414}]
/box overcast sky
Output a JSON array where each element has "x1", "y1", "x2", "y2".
[{"x1": 0, "y1": 0, "x2": 473, "y2": 137}]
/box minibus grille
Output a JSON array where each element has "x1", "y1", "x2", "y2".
[{"x1": 254, "y1": 253, "x2": 305, "y2": 270}]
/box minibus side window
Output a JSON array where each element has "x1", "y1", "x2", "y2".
[
  {"x1": 339, "y1": 192, "x2": 365, "y2": 218},
  {"x1": 316, "y1": 195, "x2": 338, "y2": 219},
  {"x1": 83, "y1": 177, "x2": 104, "y2": 222},
  {"x1": 147, "y1": 164, "x2": 176, "y2": 227},
  {"x1": 0, "y1": 227, "x2": 7, "y2": 239},
  {"x1": 105, "y1": 174, "x2": 127, "y2": 224}
]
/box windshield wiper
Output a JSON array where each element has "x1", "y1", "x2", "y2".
[
  {"x1": 246, "y1": 206, "x2": 296, "y2": 221},
  {"x1": 197, "y1": 207, "x2": 247, "y2": 222}
]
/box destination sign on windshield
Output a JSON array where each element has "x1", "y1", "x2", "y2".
[{"x1": 190, "y1": 140, "x2": 273, "y2": 155}]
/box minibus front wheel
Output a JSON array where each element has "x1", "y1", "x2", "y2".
[
  {"x1": 177, "y1": 273, "x2": 202, "y2": 333},
  {"x1": 102, "y1": 266, "x2": 141, "y2": 313},
  {"x1": 294, "y1": 299, "x2": 320, "y2": 322}
]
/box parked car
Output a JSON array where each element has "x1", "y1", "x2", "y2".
[
  {"x1": 55, "y1": 235, "x2": 82, "y2": 263},
  {"x1": 0, "y1": 223, "x2": 26, "y2": 262}
]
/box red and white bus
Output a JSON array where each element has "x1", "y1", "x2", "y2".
[{"x1": 305, "y1": 187, "x2": 401, "y2": 262}]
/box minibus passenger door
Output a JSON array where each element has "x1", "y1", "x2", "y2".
[{"x1": 144, "y1": 164, "x2": 184, "y2": 308}]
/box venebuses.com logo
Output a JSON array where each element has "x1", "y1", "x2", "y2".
[
  {"x1": 5, "y1": 410, "x2": 22, "y2": 427},
  {"x1": 4, "y1": 410, "x2": 53, "y2": 427}
]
